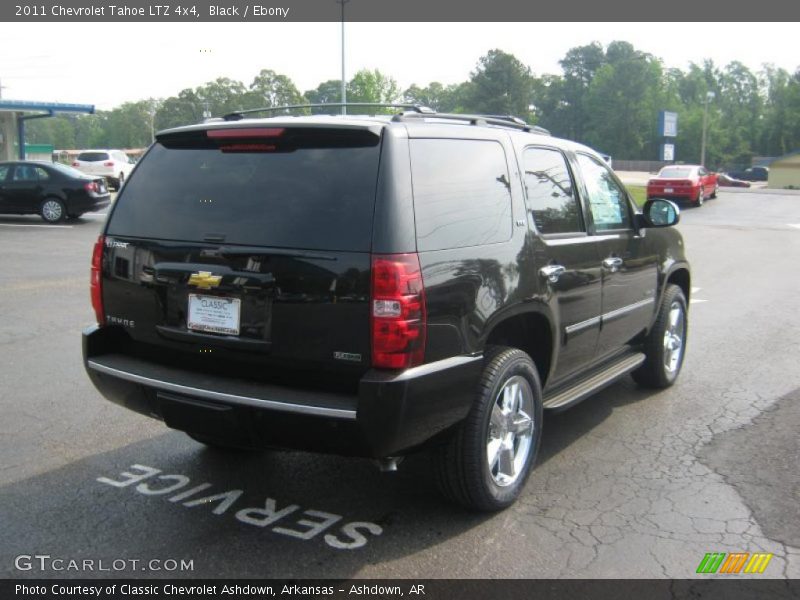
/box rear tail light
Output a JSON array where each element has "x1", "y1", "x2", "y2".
[
  {"x1": 84, "y1": 181, "x2": 98, "y2": 193},
  {"x1": 90, "y1": 236, "x2": 105, "y2": 325},
  {"x1": 371, "y1": 253, "x2": 426, "y2": 369},
  {"x1": 72, "y1": 161, "x2": 80, "y2": 167},
  {"x1": 103, "y1": 161, "x2": 114, "y2": 167}
]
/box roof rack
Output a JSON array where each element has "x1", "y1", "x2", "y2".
[
  {"x1": 393, "y1": 111, "x2": 550, "y2": 135},
  {"x1": 219, "y1": 103, "x2": 551, "y2": 135},
  {"x1": 223, "y1": 103, "x2": 435, "y2": 121}
]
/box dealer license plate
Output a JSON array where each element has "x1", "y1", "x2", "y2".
[
  {"x1": 664, "y1": 187, "x2": 674, "y2": 193},
  {"x1": 187, "y1": 294, "x2": 241, "y2": 335}
]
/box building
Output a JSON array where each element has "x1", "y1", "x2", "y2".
[
  {"x1": 0, "y1": 99, "x2": 95, "y2": 161},
  {"x1": 768, "y1": 152, "x2": 800, "y2": 189}
]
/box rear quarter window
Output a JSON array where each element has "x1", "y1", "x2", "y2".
[{"x1": 410, "y1": 139, "x2": 513, "y2": 252}]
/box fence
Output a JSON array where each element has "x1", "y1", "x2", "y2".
[{"x1": 612, "y1": 160, "x2": 671, "y2": 173}]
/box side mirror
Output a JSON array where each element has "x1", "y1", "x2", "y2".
[{"x1": 641, "y1": 198, "x2": 680, "y2": 228}]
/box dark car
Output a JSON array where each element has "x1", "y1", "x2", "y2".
[
  {"x1": 0, "y1": 161, "x2": 111, "y2": 222},
  {"x1": 82, "y1": 106, "x2": 690, "y2": 511},
  {"x1": 726, "y1": 166, "x2": 768, "y2": 182}
]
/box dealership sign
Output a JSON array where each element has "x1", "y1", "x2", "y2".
[{"x1": 659, "y1": 111, "x2": 678, "y2": 137}]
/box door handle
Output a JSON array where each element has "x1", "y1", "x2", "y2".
[
  {"x1": 539, "y1": 264, "x2": 566, "y2": 283},
  {"x1": 602, "y1": 257, "x2": 624, "y2": 271}
]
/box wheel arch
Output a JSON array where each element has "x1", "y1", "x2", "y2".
[
  {"x1": 482, "y1": 307, "x2": 555, "y2": 388},
  {"x1": 665, "y1": 265, "x2": 691, "y2": 305}
]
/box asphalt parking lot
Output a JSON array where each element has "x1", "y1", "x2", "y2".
[{"x1": 1, "y1": 190, "x2": 799, "y2": 579}]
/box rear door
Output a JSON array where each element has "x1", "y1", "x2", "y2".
[
  {"x1": 102, "y1": 125, "x2": 383, "y2": 375},
  {"x1": 5, "y1": 164, "x2": 47, "y2": 212}
]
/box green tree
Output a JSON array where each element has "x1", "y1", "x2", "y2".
[
  {"x1": 553, "y1": 42, "x2": 606, "y2": 141},
  {"x1": 248, "y1": 69, "x2": 304, "y2": 112},
  {"x1": 759, "y1": 66, "x2": 800, "y2": 157},
  {"x1": 584, "y1": 41, "x2": 663, "y2": 159},
  {"x1": 403, "y1": 82, "x2": 465, "y2": 112},
  {"x1": 464, "y1": 49, "x2": 535, "y2": 120},
  {"x1": 156, "y1": 88, "x2": 203, "y2": 130},
  {"x1": 195, "y1": 77, "x2": 250, "y2": 117},
  {"x1": 304, "y1": 79, "x2": 343, "y2": 113},
  {"x1": 346, "y1": 69, "x2": 401, "y2": 110}
]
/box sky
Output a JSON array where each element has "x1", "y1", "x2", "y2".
[{"x1": 0, "y1": 22, "x2": 796, "y2": 110}]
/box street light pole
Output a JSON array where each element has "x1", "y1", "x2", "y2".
[
  {"x1": 700, "y1": 90, "x2": 715, "y2": 167},
  {"x1": 336, "y1": 0, "x2": 349, "y2": 115}
]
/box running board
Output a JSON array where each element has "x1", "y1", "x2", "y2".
[{"x1": 543, "y1": 353, "x2": 646, "y2": 411}]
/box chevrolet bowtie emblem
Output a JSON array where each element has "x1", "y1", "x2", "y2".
[{"x1": 188, "y1": 271, "x2": 222, "y2": 289}]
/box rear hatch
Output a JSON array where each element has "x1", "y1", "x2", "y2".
[{"x1": 101, "y1": 124, "x2": 382, "y2": 386}]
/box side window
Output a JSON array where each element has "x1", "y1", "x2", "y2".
[
  {"x1": 35, "y1": 167, "x2": 50, "y2": 181},
  {"x1": 0, "y1": 165, "x2": 9, "y2": 181},
  {"x1": 410, "y1": 139, "x2": 513, "y2": 251},
  {"x1": 576, "y1": 153, "x2": 632, "y2": 231},
  {"x1": 12, "y1": 165, "x2": 38, "y2": 181},
  {"x1": 523, "y1": 147, "x2": 583, "y2": 234}
]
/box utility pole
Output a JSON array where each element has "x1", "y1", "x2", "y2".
[
  {"x1": 700, "y1": 91, "x2": 715, "y2": 167},
  {"x1": 148, "y1": 99, "x2": 156, "y2": 144},
  {"x1": 336, "y1": 0, "x2": 350, "y2": 115}
]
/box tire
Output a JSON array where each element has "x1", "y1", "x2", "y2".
[
  {"x1": 66, "y1": 212, "x2": 84, "y2": 220},
  {"x1": 692, "y1": 188, "x2": 706, "y2": 208},
  {"x1": 632, "y1": 284, "x2": 688, "y2": 389},
  {"x1": 40, "y1": 198, "x2": 66, "y2": 223},
  {"x1": 433, "y1": 346, "x2": 544, "y2": 511},
  {"x1": 117, "y1": 172, "x2": 125, "y2": 189},
  {"x1": 694, "y1": 187, "x2": 704, "y2": 207},
  {"x1": 186, "y1": 432, "x2": 259, "y2": 452},
  {"x1": 710, "y1": 183, "x2": 719, "y2": 199}
]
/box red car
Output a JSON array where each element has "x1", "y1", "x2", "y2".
[{"x1": 647, "y1": 165, "x2": 719, "y2": 207}]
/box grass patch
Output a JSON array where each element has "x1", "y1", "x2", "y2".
[{"x1": 626, "y1": 185, "x2": 647, "y2": 207}]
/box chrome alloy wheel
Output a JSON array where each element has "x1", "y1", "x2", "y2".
[
  {"x1": 42, "y1": 200, "x2": 63, "y2": 222},
  {"x1": 663, "y1": 301, "x2": 685, "y2": 373},
  {"x1": 486, "y1": 375, "x2": 535, "y2": 487}
]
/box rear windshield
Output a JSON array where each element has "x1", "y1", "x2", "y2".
[
  {"x1": 77, "y1": 152, "x2": 110, "y2": 162},
  {"x1": 657, "y1": 167, "x2": 693, "y2": 178},
  {"x1": 106, "y1": 129, "x2": 381, "y2": 251}
]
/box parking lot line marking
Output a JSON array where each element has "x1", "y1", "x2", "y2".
[
  {"x1": 0, "y1": 223, "x2": 73, "y2": 229},
  {"x1": 692, "y1": 287, "x2": 702, "y2": 294},
  {"x1": 690, "y1": 299, "x2": 708, "y2": 304}
]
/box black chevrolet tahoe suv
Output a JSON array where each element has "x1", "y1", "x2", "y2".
[{"x1": 83, "y1": 105, "x2": 690, "y2": 511}]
